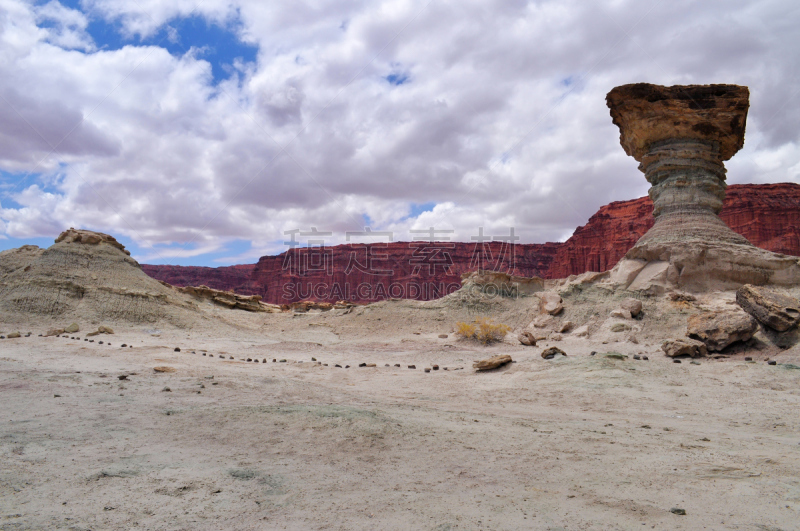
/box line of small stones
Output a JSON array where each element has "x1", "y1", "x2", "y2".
[{"x1": 177, "y1": 348, "x2": 463, "y2": 373}]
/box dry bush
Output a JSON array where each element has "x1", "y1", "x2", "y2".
[{"x1": 455, "y1": 317, "x2": 511, "y2": 344}]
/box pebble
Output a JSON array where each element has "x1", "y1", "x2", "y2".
[
  {"x1": 335, "y1": 364, "x2": 342, "y2": 368},
  {"x1": 424, "y1": 368, "x2": 431, "y2": 373},
  {"x1": 768, "y1": 360, "x2": 777, "y2": 365},
  {"x1": 745, "y1": 357, "x2": 753, "y2": 361},
  {"x1": 273, "y1": 359, "x2": 277, "y2": 362},
  {"x1": 345, "y1": 365, "x2": 350, "y2": 368},
  {"x1": 590, "y1": 351, "x2": 596, "y2": 356},
  {"x1": 311, "y1": 357, "x2": 317, "y2": 361},
  {"x1": 438, "y1": 334, "x2": 448, "y2": 339},
  {"x1": 203, "y1": 353, "x2": 206, "y2": 356},
  {"x1": 394, "y1": 364, "x2": 401, "y2": 367},
  {"x1": 89, "y1": 340, "x2": 94, "y2": 343},
  {"x1": 673, "y1": 359, "x2": 682, "y2": 364},
  {"x1": 262, "y1": 359, "x2": 267, "y2": 363},
  {"x1": 279, "y1": 359, "x2": 287, "y2": 363},
  {"x1": 408, "y1": 365, "x2": 416, "y2": 369},
  {"x1": 84, "y1": 339, "x2": 88, "y2": 341},
  {"x1": 359, "y1": 363, "x2": 367, "y2": 367},
  {"x1": 670, "y1": 508, "x2": 686, "y2": 515},
  {"x1": 99, "y1": 341, "x2": 103, "y2": 344},
  {"x1": 642, "y1": 356, "x2": 649, "y2": 360},
  {"x1": 432, "y1": 365, "x2": 439, "y2": 370},
  {"x1": 129, "y1": 345, "x2": 133, "y2": 348},
  {"x1": 162, "y1": 387, "x2": 171, "y2": 393},
  {"x1": 385, "y1": 364, "x2": 390, "y2": 367},
  {"x1": 247, "y1": 358, "x2": 252, "y2": 362},
  {"x1": 174, "y1": 347, "x2": 180, "y2": 352},
  {"x1": 121, "y1": 344, "x2": 127, "y2": 347},
  {"x1": 633, "y1": 355, "x2": 641, "y2": 360},
  {"x1": 323, "y1": 363, "x2": 328, "y2": 366},
  {"x1": 117, "y1": 375, "x2": 128, "y2": 380}
]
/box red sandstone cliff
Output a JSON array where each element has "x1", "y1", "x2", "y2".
[
  {"x1": 143, "y1": 183, "x2": 800, "y2": 302},
  {"x1": 241, "y1": 241, "x2": 560, "y2": 304},
  {"x1": 140, "y1": 263, "x2": 255, "y2": 293}
]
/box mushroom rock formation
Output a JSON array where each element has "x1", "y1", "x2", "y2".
[{"x1": 604, "y1": 83, "x2": 800, "y2": 292}]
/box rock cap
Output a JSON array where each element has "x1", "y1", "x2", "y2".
[
  {"x1": 606, "y1": 83, "x2": 749, "y2": 161},
  {"x1": 55, "y1": 228, "x2": 130, "y2": 255}
]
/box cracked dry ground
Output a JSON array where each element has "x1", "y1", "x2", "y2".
[{"x1": 2, "y1": 331, "x2": 800, "y2": 530}]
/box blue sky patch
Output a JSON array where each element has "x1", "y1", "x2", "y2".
[
  {"x1": 386, "y1": 72, "x2": 409, "y2": 85},
  {"x1": 408, "y1": 201, "x2": 436, "y2": 218},
  {"x1": 45, "y1": 2, "x2": 257, "y2": 83}
]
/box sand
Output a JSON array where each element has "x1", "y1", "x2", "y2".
[{"x1": 2, "y1": 302, "x2": 800, "y2": 530}]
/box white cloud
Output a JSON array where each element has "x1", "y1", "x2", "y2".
[{"x1": 0, "y1": 0, "x2": 799, "y2": 263}]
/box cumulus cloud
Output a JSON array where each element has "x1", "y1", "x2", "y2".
[{"x1": 0, "y1": 0, "x2": 798, "y2": 264}]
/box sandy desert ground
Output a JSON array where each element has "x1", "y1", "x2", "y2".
[{"x1": 2, "y1": 293, "x2": 800, "y2": 531}]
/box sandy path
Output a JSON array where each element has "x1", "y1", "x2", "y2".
[{"x1": 2, "y1": 330, "x2": 800, "y2": 530}]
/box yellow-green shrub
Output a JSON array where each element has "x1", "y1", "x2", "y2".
[{"x1": 455, "y1": 317, "x2": 511, "y2": 344}]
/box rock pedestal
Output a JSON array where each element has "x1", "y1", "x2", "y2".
[{"x1": 604, "y1": 83, "x2": 800, "y2": 291}]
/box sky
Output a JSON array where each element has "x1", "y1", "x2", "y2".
[{"x1": 0, "y1": 0, "x2": 798, "y2": 266}]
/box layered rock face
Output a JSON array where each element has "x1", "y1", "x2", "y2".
[
  {"x1": 242, "y1": 241, "x2": 559, "y2": 304},
  {"x1": 605, "y1": 83, "x2": 800, "y2": 291},
  {"x1": 140, "y1": 264, "x2": 255, "y2": 293},
  {"x1": 0, "y1": 229, "x2": 199, "y2": 325}
]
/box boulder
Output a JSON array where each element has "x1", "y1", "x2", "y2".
[
  {"x1": 687, "y1": 311, "x2": 757, "y2": 352},
  {"x1": 44, "y1": 328, "x2": 65, "y2": 337},
  {"x1": 557, "y1": 321, "x2": 574, "y2": 333},
  {"x1": 517, "y1": 332, "x2": 537, "y2": 346},
  {"x1": 662, "y1": 338, "x2": 707, "y2": 358},
  {"x1": 736, "y1": 284, "x2": 800, "y2": 332},
  {"x1": 620, "y1": 298, "x2": 642, "y2": 317},
  {"x1": 539, "y1": 292, "x2": 563, "y2": 315},
  {"x1": 7, "y1": 332, "x2": 20, "y2": 338},
  {"x1": 541, "y1": 347, "x2": 566, "y2": 359},
  {"x1": 610, "y1": 308, "x2": 632, "y2": 319},
  {"x1": 531, "y1": 314, "x2": 555, "y2": 328},
  {"x1": 473, "y1": 355, "x2": 513, "y2": 371},
  {"x1": 65, "y1": 323, "x2": 79, "y2": 333}
]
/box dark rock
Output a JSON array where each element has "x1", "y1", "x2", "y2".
[
  {"x1": 438, "y1": 334, "x2": 448, "y2": 339},
  {"x1": 359, "y1": 363, "x2": 367, "y2": 367},
  {"x1": 670, "y1": 508, "x2": 686, "y2": 515},
  {"x1": 174, "y1": 347, "x2": 181, "y2": 352},
  {"x1": 98, "y1": 341, "x2": 103, "y2": 344},
  {"x1": 633, "y1": 355, "x2": 641, "y2": 360},
  {"x1": 432, "y1": 365, "x2": 439, "y2": 370},
  {"x1": 768, "y1": 360, "x2": 777, "y2": 365},
  {"x1": 673, "y1": 359, "x2": 682, "y2": 363},
  {"x1": 121, "y1": 344, "x2": 127, "y2": 347},
  {"x1": 117, "y1": 375, "x2": 128, "y2": 380},
  {"x1": 424, "y1": 368, "x2": 431, "y2": 373},
  {"x1": 744, "y1": 356, "x2": 752, "y2": 361},
  {"x1": 335, "y1": 364, "x2": 342, "y2": 368},
  {"x1": 642, "y1": 356, "x2": 649, "y2": 360},
  {"x1": 590, "y1": 351, "x2": 596, "y2": 356},
  {"x1": 408, "y1": 365, "x2": 416, "y2": 369},
  {"x1": 395, "y1": 364, "x2": 401, "y2": 367}
]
